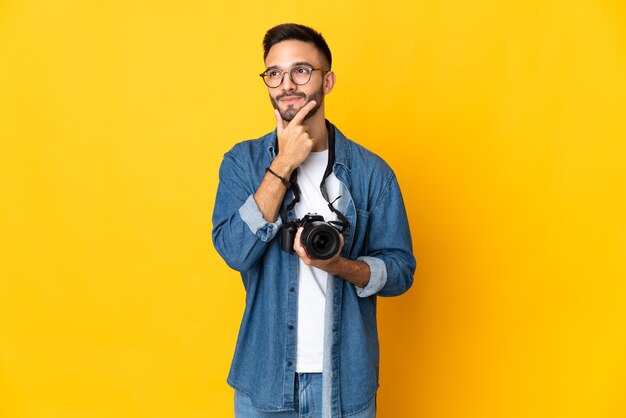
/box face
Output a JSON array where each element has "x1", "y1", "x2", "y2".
[{"x1": 263, "y1": 40, "x2": 334, "y2": 122}]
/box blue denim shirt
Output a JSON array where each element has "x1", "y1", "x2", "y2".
[{"x1": 212, "y1": 123, "x2": 416, "y2": 417}]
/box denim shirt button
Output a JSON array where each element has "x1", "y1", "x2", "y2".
[
  {"x1": 287, "y1": 361, "x2": 293, "y2": 367},
  {"x1": 288, "y1": 324, "x2": 294, "y2": 330},
  {"x1": 289, "y1": 287, "x2": 295, "y2": 292}
]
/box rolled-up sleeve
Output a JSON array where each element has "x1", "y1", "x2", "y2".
[
  {"x1": 239, "y1": 194, "x2": 282, "y2": 242},
  {"x1": 354, "y1": 255, "x2": 388, "y2": 297}
]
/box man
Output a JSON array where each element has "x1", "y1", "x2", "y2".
[{"x1": 212, "y1": 23, "x2": 416, "y2": 418}]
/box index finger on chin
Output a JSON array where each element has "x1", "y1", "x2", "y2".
[{"x1": 289, "y1": 100, "x2": 317, "y2": 126}]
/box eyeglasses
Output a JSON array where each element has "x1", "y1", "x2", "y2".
[{"x1": 259, "y1": 65, "x2": 327, "y2": 88}]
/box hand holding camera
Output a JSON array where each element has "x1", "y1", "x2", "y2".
[{"x1": 281, "y1": 213, "x2": 343, "y2": 260}]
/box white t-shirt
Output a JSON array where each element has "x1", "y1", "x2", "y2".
[{"x1": 293, "y1": 149, "x2": 341, "y2": 372}]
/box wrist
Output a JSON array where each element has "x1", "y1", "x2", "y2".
[
  {"x1": 270, "y1": 156, "x2": 294, "y2": 178},
  {"x1": 328, "y1": 257, "x2": 370, "y2": 288},
  {"x1": 326, "y1": 256, "x2": 347, "y2": 276}
]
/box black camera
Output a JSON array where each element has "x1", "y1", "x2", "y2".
[{"x1": 281, "y1": 213, "x2": 342, "y2": 260}]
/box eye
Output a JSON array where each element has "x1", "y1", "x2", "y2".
[
  {"x1": 267, "y1": 70, "x2": 282, "y2": 79},
  {"x1": 293, "y1": 66, "x2": 311, "y2": 74}
]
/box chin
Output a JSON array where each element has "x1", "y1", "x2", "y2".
[{"x1": 279, "y1": 107, "x2": 299, "y2": 122}]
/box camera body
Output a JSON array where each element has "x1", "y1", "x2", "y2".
[{"x1": 281, "y1": 213, "x2": 342, "y2": 260}]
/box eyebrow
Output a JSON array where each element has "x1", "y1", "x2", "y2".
[{"x1": 265, "y1": 61, "x2": 314, "y2": 71}]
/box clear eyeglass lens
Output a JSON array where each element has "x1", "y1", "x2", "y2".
[
  {"x1": 290, "y1": 66, "x2": 312, "y2": 85},
  {"x1": 265, "y1": 70, "x2": 283, "y2": 87},
  {"x1": 264, "y1": 66, "x2": 313, "y2": 87}
]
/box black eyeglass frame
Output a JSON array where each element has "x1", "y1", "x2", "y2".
[{"x1": 259, "y1": 66, "x2": 328, "y2": 88}]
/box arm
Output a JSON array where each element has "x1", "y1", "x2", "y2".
[
  {"x1": 253, "y1": 101, "x2": 318, "y2": 222},
  {"x1": 212, "y1": 102, "x2": 318, "y2": 272},
  {"x1": 295, "y1": 173, "x2": 416, "y2": 297},
  {"x1": 361, "y1": 173, "x2": 416, "y2": 297},
  {"x1": 294, "y1": 230, "x2": 371, "y2": 288},
  {"x1": 211, "y1": 152, "x2": 282, "y2": 272}
]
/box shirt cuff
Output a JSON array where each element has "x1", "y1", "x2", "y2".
[
  {"x1": 354, "y1": 256, "x2": 387, "y2": 297},
  {"x1": 238, "y1": 194, "x2": 283, "y2": 242}
]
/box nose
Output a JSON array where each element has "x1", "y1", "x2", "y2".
[{"x1": 280, "y1": 71, "x2": 296, "y2": 91}]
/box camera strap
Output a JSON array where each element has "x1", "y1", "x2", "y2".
[
  {"x1": 277, "y1": 120, "x2": 350, "y2": 232},
  {"x1": 320, "y1": 121, "x2": 350, "y2": 232}
]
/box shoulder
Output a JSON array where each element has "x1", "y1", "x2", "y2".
[
  {"x1": 334, "y1": 125, "x2": 395, "y2": 181},
  {"x1": 223, "y1": 130, "x2": 276, "y2": 166}
]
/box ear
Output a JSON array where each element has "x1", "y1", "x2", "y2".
[{"x1": 323, "y1": 71, "x2": 336, "y2": 94}]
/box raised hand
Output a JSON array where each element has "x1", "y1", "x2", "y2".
[{"x1": 274, "y1": 100, "x2": 317, "y2": 171}]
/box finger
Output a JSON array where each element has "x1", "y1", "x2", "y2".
[
  {"x1": 289, "y1": 100, "x2": 317, "y2": 127},
  {"x1": 294, "y1": 227, "x2": 311, "y2": 262},
  {"x1": 274, "y1": 109, "x2": 285, "y2": 133},
  {"x1": 295, "y1": 237, "x2": 311, "y2": 263},
  {"x1": 293, "y1": 227, "x2": 303, "y2": 253},
  {"x1": 297, "y1": 245, "x2": 311, "y2": 264}
]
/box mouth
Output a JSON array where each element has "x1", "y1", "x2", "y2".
[{"x1": 279, "y1": 95, "x2": 305, "y2": 105}]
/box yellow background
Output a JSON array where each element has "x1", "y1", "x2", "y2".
[{"x1": 1, "y1": 0, "x2": 625, "y2": 417}]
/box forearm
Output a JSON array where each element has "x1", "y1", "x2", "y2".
[
  {"x1": 293, "y1": 229, "x2": 372, "y2": 289},
  {"x1": 326, "y1": 257, "x2": 371, "y2": 288},
  {"x1": 253, "y1": 157, "x2": 294, "y2": 223}
]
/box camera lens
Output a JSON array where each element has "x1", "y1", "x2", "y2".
[
  {"x1": 301, "y1": 222, "x2": 340, "y2": 260},
  {"x1": 312, "y1": 232, "x2": 330, "y2": 250}
]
